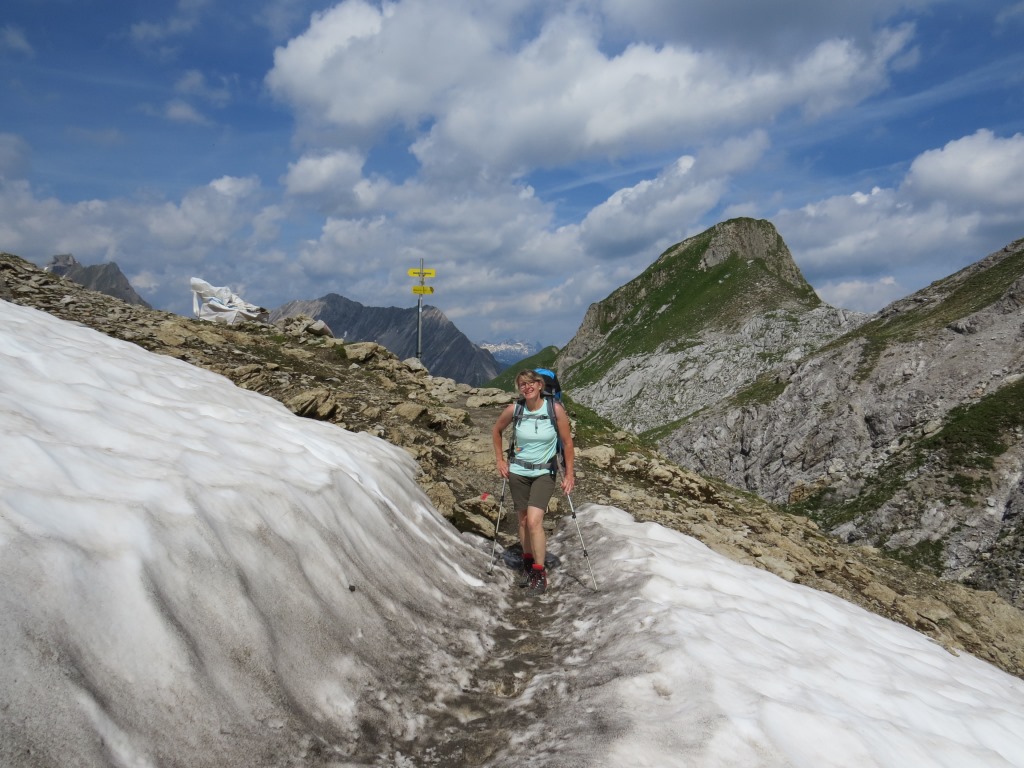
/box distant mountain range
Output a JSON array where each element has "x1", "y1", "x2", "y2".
[
  {"x1": 477, "y1": 339, "x2": 543, "y2": 369},
  {"x1": 44, "y1": 254, "x2": 150, "y2": 308},
  {"x1": 271, "y1": 294, "x2": 501, "y2": 386}
]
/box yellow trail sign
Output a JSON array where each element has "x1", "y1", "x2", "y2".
[
  {"x1": 412, "y1": 285, "x2": 435, "y2": 295},
  {"x1": 408, "y1": 268, "x2": 436, "y2": 278}
]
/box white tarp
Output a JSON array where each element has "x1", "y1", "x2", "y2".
[{"x1": 190, "y1": 277, "x2": 269, "y2": 325}]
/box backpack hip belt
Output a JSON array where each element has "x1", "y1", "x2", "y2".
[{"x1": 510, "y1": 456, "x2": 558, "y2": 473}]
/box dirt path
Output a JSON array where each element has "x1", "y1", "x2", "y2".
[{"x1": 401, "y1": 524, "x2": 613, "y2": 767}]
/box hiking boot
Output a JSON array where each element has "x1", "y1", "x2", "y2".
[
  {"x1": 517, "y1": 555, "x2": 535, "y2": 587},
  {"x1": 527, "y1": 566, "x2": 547, "y2": 594}
]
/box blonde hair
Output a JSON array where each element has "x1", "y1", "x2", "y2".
[{"x1": 514, "y1": 369, "x2": 544, "y2": 388}]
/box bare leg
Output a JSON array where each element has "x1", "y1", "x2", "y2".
[{"x1": 524, "y1": 505, "x2": 546, "y2": 566}]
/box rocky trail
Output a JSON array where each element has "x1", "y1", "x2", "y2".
[{"x1": 402, "y1": 555, "x2": 598, "y2": 766}]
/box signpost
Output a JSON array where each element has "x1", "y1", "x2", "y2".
[{"x1": 409, "y1": 259, "x2": 436, "y2": 360}]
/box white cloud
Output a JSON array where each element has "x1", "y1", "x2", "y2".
[
  {"x1": 777, "y1": 185, "x2": 983, "y2": 278},
  {"x1": 1, "y1": 24, "x2": 34, "y2": 57},
  {"x1": 266, "y1": 0, "x2": 913, "y2": 172},
  {"x1": 175, "y1": 70, "x2": 232, "y2": 106},
  {"x1": 814, "y1": 275, "x2": 905, "y2": 313},
  {"x1": 283, "y1": 149, "x2": 367, "y2": 211},
  {"x1": 580, "y1": 133, "x2": 770, "y2": 259},
  {"x1": 266, "y1": 0, "x2": 500, "y2": 141},
  {"x1": 163, "y1": 99, "x2": 210, "y2": 125},
  {"x1": 902, "y1": 129, "x2": 1024, "y2": 208},
  {"x1": 130, "y1": 0, "x2": 210, "y2": 44},
  {"x1": 0, "y1": 174, "x2": 283, "y2": 313}
]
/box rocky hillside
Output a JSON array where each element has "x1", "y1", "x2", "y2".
[
  {"x1": 4, "y1": 249, "x2": 1024, "y2": 680},
  {"x1": 272, "y1": 293, "x2": 500, "y2": 386},
  {"x1": 43, "y1": 254, "x2": 150, "y2": 307},
  {"x1": 661, "y1": 237, "x2": 1024, "y2": 607},
  {"x1": 559, "y1": 218, "x2": 867, "y2": 433}
]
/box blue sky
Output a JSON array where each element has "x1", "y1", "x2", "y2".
[{"x1": 2, "y1": 0, "x2": 1023, "y2": 347}]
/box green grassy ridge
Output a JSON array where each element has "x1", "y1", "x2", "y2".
[
  {"x1": 791, "y1": 376, "x2": 1024, "y2": 569},
  {"x1": 562, "y1": 218, "x2": 820, "y2": 389}
]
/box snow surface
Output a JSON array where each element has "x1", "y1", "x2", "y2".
[{"x1": 3, "y1": 298, "x2": 1024, "y2": 767}]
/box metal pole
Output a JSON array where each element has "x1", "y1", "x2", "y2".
[
  {"x1": 416, "y1": 258, "x2": 424, "y2": 360},
  {"x1": 564, "y1": 489, "x2": 598, "y2": 589},
  {"x1": 487, "y1": 478, "x2": 508, "y2": 574},
  {"x1": 417, "y1": 295, "x2": 422, "y2": 360}
]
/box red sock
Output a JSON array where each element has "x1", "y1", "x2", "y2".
[
  {"x1": 523, "y1": 552, "x2": 534, "y2": 568},
  {"x1": 532, "y1": 563, "x2": 544, "y2": 571}
]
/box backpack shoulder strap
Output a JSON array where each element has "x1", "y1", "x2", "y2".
[{"x1": 512, "y1": 398, "x2": 526, "y2": 425}]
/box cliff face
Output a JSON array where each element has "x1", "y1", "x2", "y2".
[
  {"x1": 661, "y1": 237, "x2": 1024, "y2": 606},
  {"x1": 271, "y1": 294, "x2": 500, "y2": 386},
  {"x1": 559, "y1": 218, "x2": 866, "y2": 433}
]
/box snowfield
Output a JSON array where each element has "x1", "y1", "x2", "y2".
[{"x1": 3, "y1": 299, "x2": 1024, "y2": 767}]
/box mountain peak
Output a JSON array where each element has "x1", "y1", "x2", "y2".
[
  {"x1": 559, "y1": 218, "x2": 828, "y2": 389},
  {"x1": 43, "y1": 254, "x2": 151, "y2": 308}
]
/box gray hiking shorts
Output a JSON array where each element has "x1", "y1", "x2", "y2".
[{"x1": 509, "y1": 472, "x2": 556, "y2": 513}]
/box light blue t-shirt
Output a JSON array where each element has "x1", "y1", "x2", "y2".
[{"x1": 510, "y1": 402, "x2": 558, "y2": 477}]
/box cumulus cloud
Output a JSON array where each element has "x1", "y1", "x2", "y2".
[
  {"x1": 283, "y1": 149, "x2": 368, "y2": 212},
  {"x1": 266, "y1": 0, "x2": 913, "y2": 173},
  {"x1": 902, "y1": 129, "x2": 1024, "y2": 208},
  {"x1": 266, "y1": 0, "x2": 499, "y2": 141},
  {"x1": 0, "y1": 174, "x2": 281, "y2": 313},
  {"x1": 579, "y1": 132, "x2": 769, "y2": 259},
  {"x1": 774, "y1": 129, "x2": 1024, "y2": 313},
  {"x1": 417, "y1": 21, "x2": 911, "y2": 171},
  {"x1": 814, "y1": 275, "x2": 905, "y2": 313}
]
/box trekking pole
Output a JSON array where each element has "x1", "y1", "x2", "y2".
[
  {"x1": 564, "y1": 489, "x2": 598, "y2": 589},
  {"x1": 486, "y1": 478, "x2": 507, "y2": 575}
]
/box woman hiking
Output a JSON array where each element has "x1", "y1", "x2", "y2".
[{"x1": 492, "y1": 369, "x2": 575, "y2": 594}]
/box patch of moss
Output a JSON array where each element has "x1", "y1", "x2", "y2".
[
  {"x1": 731, "y1": 375, "x2": 788, "y2": 408},
  {"x1": 884, "y1": 538, "x2": 945, "y2": 574},
  {"x1": 921, "y1": 377, "x2": 1024, "y2": 470}
]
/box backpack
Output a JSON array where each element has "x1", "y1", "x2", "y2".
[{"x1": 508, "y1": 368, "x2": 565, "y2": 476}]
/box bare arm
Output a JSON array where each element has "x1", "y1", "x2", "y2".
[{"x1": 492, "y1": 404, "x2": 515, "y2": 479}]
